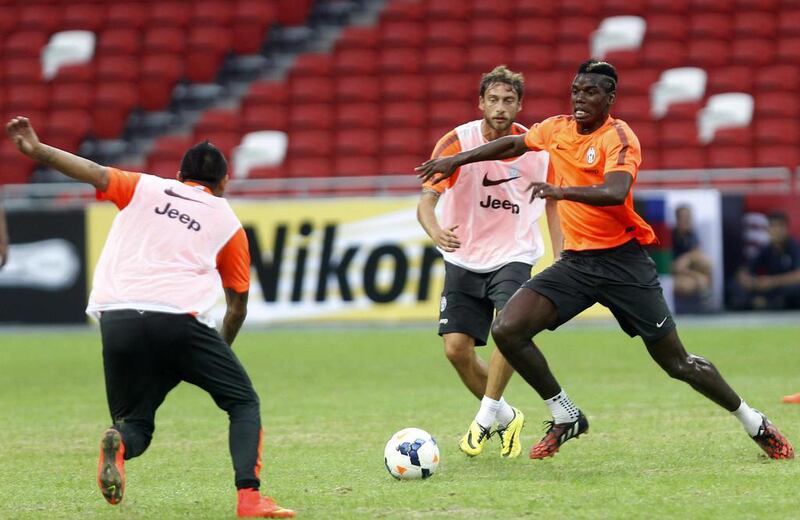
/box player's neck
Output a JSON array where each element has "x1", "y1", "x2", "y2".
[
  {"x1": 481, "y1": 120, "x2": 513, "y2": 142},
  {"x1": 576, "y1": 114, "x2": 610, "y2": 135}
]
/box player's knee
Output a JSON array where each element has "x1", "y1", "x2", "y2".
[
  {"x1": 443, "y1": 341, "x2": 473, "y2": 366},
  {"x1": 664, "y1": 354, "x2": 712, "y2": 383},
  {"x1": 491, "y1": 318, "x2": 523, "y2": 351}
]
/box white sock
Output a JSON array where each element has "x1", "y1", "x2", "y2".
[
  {"x1": 732, "y1": 400, "x2": 763, "y2": 437},
  {"x1": 545, "y1": 390, "x2": 580, "y2": 424},
  {"x1": 496, "y1": 397, "x2": 516, "y2": 428},
  {"x1": 475, "y1": 396, "x2": 500, "y2": 428}
]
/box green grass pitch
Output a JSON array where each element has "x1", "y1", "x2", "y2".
[{"x1": 1, "y1": 324, "x2": 798, "y2": 519}]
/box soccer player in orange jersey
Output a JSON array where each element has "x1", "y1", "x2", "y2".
[
  {"x1": 418, "y1": 66, "x2": 558, "y2": 458},
  {"x1": 416, "y1": 59, "x2": 794, "y2": 460},
  {"x1": 6, "y1": 117, "x2": 295, "y2": 517}
]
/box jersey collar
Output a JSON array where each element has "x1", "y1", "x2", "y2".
[{"x1": 183, "y1": 181, "x2": 213, "y2": 194}]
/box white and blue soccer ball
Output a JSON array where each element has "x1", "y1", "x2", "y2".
[{"x1": 384, "y1": 427, "x2": 440, "y2": 480}]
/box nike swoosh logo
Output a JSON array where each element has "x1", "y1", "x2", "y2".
[
  {"x1": 164, "y1": 188, "x2": 209, "y2": 205},
  {"x1": 482, "y1": 173, "x2": 520, "y2": 187},
  {"x1": 656, "y1": 316, "x2": 668, "y2": 328}
]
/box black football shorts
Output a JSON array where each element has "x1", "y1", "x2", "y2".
[
  {"x1": 525, "y1": 240, "x2": 676, "y2": 343},
  {"x1": 438, "y1": 261, "x2": 532, "y2": 346}
]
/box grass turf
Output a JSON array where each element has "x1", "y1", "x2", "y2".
[{"x1": 0, "y1": 325, "x2": 798, "y2": 519}]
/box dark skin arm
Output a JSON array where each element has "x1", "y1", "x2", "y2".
[
  {"x1": 526, "y1": 171, "x2": 633, "y2": 206},
  {"x1": 0, "y1": 202, "x2": 7, "y2": 268},
  {"x1": 415, "y1": 134, "x2": 530, "y2": 183},
  {"x1": 221, "y1": 288, "x2": 248, "y2": 346}
]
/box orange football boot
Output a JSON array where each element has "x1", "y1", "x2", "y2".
[
  {"x1": 782, "y1": 393, "x2": 800, "y2": 404},
  {"x1": 237, "y1": 488, "x2": 295, "y2": 518},
  {"x1": 97, "y1": 428, "x2": 125, "y2": 505}
]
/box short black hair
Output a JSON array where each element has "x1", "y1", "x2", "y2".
[
  {"x1": 179, "y1": 140, "x2": 228, "y2": 185},
  {"x1": 576, "y1": 59, "x2": 618, "y2": 93}
]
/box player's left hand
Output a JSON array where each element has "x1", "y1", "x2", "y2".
[
  {"x1": 526, "y1": 182, "x2": 564, "y2": 203},
  {"x1": 415, "y1": 157, "x2": 458, "y2": 184},
  {"x1": 6, "y1": 117, "x2": 41, "y2": 158}
]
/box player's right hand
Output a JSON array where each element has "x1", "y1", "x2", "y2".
[
  {"x1": 416, "y1": 157, "x2": 459, "y2": 184},
  {"x1": 433, "y1": 225, "x2": 460, "y2": 252},
  {"x1": 6, "y1": 117, "x2": 41, "y2": 157}
]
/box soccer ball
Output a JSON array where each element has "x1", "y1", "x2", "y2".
[{"x1": 383, "y1": 427, "x2": 440, "y2": 480}]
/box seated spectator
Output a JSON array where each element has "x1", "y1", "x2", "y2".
[
  {"x1": 732, "y1": 211, "x2": 800, "y2": 310},
  {"x1": 671, "y1": 205, "x2": 713, "y2": 301}
]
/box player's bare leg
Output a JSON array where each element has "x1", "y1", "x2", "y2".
[
  {"x1": 646, "y1": 330, "x2": 793, "y2": 459},
  {"x1": 492, "y1": 288, "x2": 588, "y2": 459},
  {"x1": 443, "y1": 333, "x2": 486, "y2": 399}
]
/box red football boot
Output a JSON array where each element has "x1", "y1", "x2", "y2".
[
  {"x1": 237, "y1": 488, "x2": 295, "y2": 518},
  {"x1": 97, "y1": 428, "x2": 125, "y2": 505},
  {"x1": 529, "y1": 411, "x2": 589, "y2": 459},
  {"x1": 752, "y1": 414, "x2": 795, "y2": 460}
]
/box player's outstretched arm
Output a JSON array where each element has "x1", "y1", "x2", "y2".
[
  {"x1": 221, "y1": 288, "x2": 248, "y2": 346},
  {"x1": 416, "y1": 134, "x2": 528, "y2": 184},
  {"x1": 6, "y1": 117, "x2": 109, "y2": 191}
]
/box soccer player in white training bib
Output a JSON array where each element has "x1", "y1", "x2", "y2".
[{"x1": 417, "y1": 66, "x2": 561, "y2": 458}]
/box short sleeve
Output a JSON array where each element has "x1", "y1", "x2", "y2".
[
  {"x1": 422, "y1": 130, "x2": 462, "y2": 194},
  {"x1": 217, "y1": 227, "x2": 251, "y2": 292},
  {"x1": 523, "y1": 118, "x2": 554, "y2": 151},
  {"x1": 97, "y1": 168, "x2": 142, "y2": 210},
  {"x1": 603, "y1": 123, "x2": 641, "y2": 178}
]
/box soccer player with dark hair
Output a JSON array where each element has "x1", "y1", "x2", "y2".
[
  {"x1": 418, "y1": 65, "x2": 558, "y2": 458},
  {"x1": 5, "y1": 117, "x2": 295, "y2": 517},
  {"x1": 416, "y1": 59, "x2": 794, "y2": 460}
]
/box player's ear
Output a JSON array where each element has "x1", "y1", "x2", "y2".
[{"x1": 607, "y1": 91, "x2": 616, "y2": 107}]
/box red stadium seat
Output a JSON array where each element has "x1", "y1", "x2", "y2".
[
  {"x1": 555, "y1": 43, "x2": 591, "y2": 70},
  {"x1": 755, "y1": 92, "x2": 795, "y2": 118},
  {"x1": 381, "y1": 155, "x2": 422, "y2": 175},
  {"x1": 97, "y1": 29, "x2": 141, "y2": 57},
  {"x1": 776, "y1": 38, "x2": 800, "y2": 64},
  {"x1": 232, "y1": 0, "x2": 276, "y2": 54},
  {"x1": 381, "y1": 127, "x2": 428, "y2": 156},
  {"x1": 290, "y1": 76, "x2": 334, "y2": 104},
  {"x1": 0, "y1": 140, "x2": 36, "y2": 185},
  {"x1": 6, "y1": 84, "x2": 49, "y2": 112},
  {"x1": 247, "y1": 166, "x2": 285, "y2": 180},
  {"x1": 287, "y1": 157, "x2": 332, "y2": 178},
  {"x1": 687, "y1": 0, "x2": 730, "y2": 12},
  {"x1": 430, "y1": 100, "x2": 475, "y2": 128},
  {"x1": 50, "y1": 83, "x2": 95, "y2": 111},
  {"x1": 62, "y1": 3, "x2": 107, "y2": 32},
  {"x1": 469, "y1": 19, "x2": 512, "y2": 46},
  {"x1": 603, "y1": 50, "x2": 641, "y2": 69},
  {"x1": 335, "y1": 129, "x2": 379, "y2": 156},
  {"x1": 645, "y1": 14, "x2": 688, "y2": 41},
  {"x1": 778, "y1": 10, "x2": 800, "y2": 35},
  {"x1": 291, "y1": 53, "x2": 334, "y2": 77},
  {"x1": 756, "y1": 65, "x2": 799, "y2": 92},
  {"x1": 54, "y1": 63, "x2": 96, "y2": 85},
  {"x1": 516, "y1": 0, "x2": 557, "y2": 17},
  {"x1": 733, "y1": 11, "x2": 777, "y2": 39},
  {"x1": 556, "y1": 17, "x2": 596, "y2": 42},
  {"x1": 709, "y1": 127, "x2": 752, "y2": 146},
  {"x1": 144, "y1": 27, "x2": 186, "y2": 55},
  {"x1": 687, "y1": 39, "x2": 730, "y2": 67},
  {"x1": 510, "y1": 44, "x2": 556, "y2": 72},
  {"x1": 603, "y1": 0, "x2": 647, "y2": 16},
  {"x1": 689, "y1": 13, "x2": 732, "y2": 40},
  {"x1": 107, "y1": 3, "x2": 148, "y2": 31},
  {"x1": 382, "y1": 102, "x2": 427, "y2": 129},
  {"x1": 426, "y1": 20, "x2": 469, "y2": 47},
  {"x1": 287, "y1": 130, "x2": 334, "y2": 158},
  {"x1": 707, "y1": 146, "x2": 753, "y2": 168},
  {"x1": 336, "y1": 102, "x2": 380, "y2": 129},
  {"x1": 336, "y1": 76, "x2": 380, "y2": 103},
  {"x1": 468, "y1": 46, "x2": 509, "y2": 73},
  {"x1": 471, "y1": 0, "x2": 514, "y2": 19},
  {"x1": 731, "y1": 38, "x2": 776, "y2": 66},
  {"x1": 381, "y1": 75, "x2": 427, "y2": 102},
  {"x1": 380, "y1": 1, "x2": 425, "y2": 22},
  {"x1": 630, "y1": 121, "x2": 659, "y2": 150},
  {"x1": 380, "y1": 21, "x2": 425, "y2": 48},
  {"x1": 426, "y1": 0, "x2": 471, "y2": 20},
  {"x1": 139, "y1": 54, "x2": 184, "y2": 111},
  {"x1": 559, "y1": 0, "x2": 600, "y2": 16},
  {"x1": 289, "y1": 104, "x2": 334, "y2": 131},
  {"x1": 199, "y1": 131, "x2": 239, "y2": 159},
  {"x1": 192, "y1": 1, "x2": 234, "y2": 27},
  {"x1": 518, "y1": 97, "x2": 569, "y2": 123},
  {"x1": 241, "y1": 105, "x2": 288, "y2": 133},
  {"x1": 664, "y1": 101, "x2": 704, "y2": 121},
  {"x1": 148, "y1": 135, "x2": 194, "y2": 177},
  {"x1": 194, "y1": 109, "x2": 239, "y2": 136},
  {"x1": 380, "y1": 48, "x2": 423, "y2": 74},
  {"x1": 96, "y1": 56, "x2": 140, "y2": 83},
  {"x1": 520, "y1": 70, "x2": 571, "y2": 97},
  {"x1": 660, "y1": 120, "x2": 701, "y2": 147},
  {"x1": 616, "y1": 68, "x2": 660, "y2": 96},
  {"x1": 512, "y1": 18, "x2": 557, "y2": 45},
  {"x1": 150, "y1": 1, "x2": 191, "y2": 28},
  {"x1": 755, "y1": 119, "x2": 800, "y2": 146},
  {"x1": 5, "y1": 31, "x2": 49, "y2": 59},
  {"x1": 642, "y1": 41, "x2": 688, "y2": 68},
  {"x1": 4, "y1": 58, "x2": 42, "y2": 84},
  {"x1": 186, "y1": 26, "x2": 232, "y2": 83},
  {"x1": 243, "y1": 81, "x2": 288, "y2": 109},
  {"x1": 755, "y1": 146, "x2": 798, "y2": 168},
  {"x1": 337, "y1": 26, "x2": 380, "y2": 51},
  {"x1": 93, "y1": 82, "x2": 138, "y2": 139},
  {"x1": 737, "y1": 0, "x2": 777, "y2": 9},
  {"x1": 706, "y1": 66, "x2": 753, "y2": 95},
  {"x1": 430, "y1": 73, "x2": 475, "y2": 101},
  {"x1": 45, "y1": 109, "x2": 91, "y2": 152},
  {"x1": 334, "y1": 49, "x2": 379, "y2": 75},
  {"x1": 276, "y1": 0, "x2": 312, "y2": 26},
  {"x1": 334, "y1": 155, "x2": 379, "y2": 177},
  {"x1": 612, "y1": 95, "x2": 650, "y2": 122},
  {"x1": 18, "y1": 5, "x2": 62, "y2": 32},
  {"x1": 660, "y1": 147, "x2": 706, "y2": 169}
]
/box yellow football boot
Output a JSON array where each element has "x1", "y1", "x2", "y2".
[
  {"x1": 497, "y1": 407, "x2": 525, "y2": 458},
  {"x1": 458, "y1": 420, "x2": 491, "y2": 457}
]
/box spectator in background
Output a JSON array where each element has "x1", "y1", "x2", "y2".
[
  {"x1": 732, "y1": 211, "x2": 800, "y2": 310},
  {"x1": 671, "y1": 205, "x2": 712, "y2": 302},
  {"x1": 0, "y1": 197, "x2": 8, "y2": 268}
]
